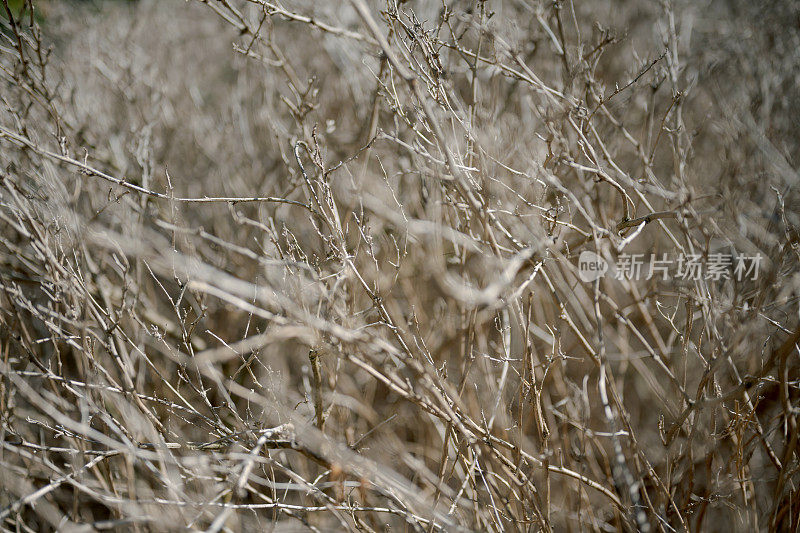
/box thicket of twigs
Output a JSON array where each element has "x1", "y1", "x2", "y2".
[{"x1": 1, "y1": 0, "x2": 799, "y2": 531}]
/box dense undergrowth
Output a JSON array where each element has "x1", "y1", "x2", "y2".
[{"x1": 1, "y1": 1, "x2": 799, "y2": 531}]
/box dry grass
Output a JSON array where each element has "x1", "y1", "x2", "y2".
[{"x1": 1, "y1": 0, "x2": 799, "y2": 531}]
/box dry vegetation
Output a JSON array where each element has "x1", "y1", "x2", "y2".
[{"x1": 1, "y1": 0, "x2": 799, "y2": 531}]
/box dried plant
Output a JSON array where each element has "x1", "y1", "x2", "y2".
[{"x1": 1, "y1": 0, "x2": 799, "y2": 531}]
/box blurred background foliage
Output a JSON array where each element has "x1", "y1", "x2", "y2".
[{"x1": 2, "y1": 0, "x2": 136, "y2": 22}]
